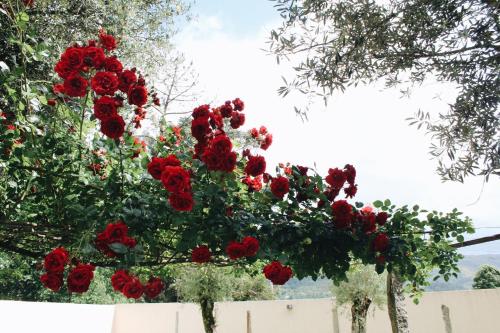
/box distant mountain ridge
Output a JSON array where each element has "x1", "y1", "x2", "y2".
[{"x1": 277, "y1": 254, "x2": 500, "y2": 300}]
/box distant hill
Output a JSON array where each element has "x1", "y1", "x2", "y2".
[
  {"x1": 427, "y1": 254, "x2": 500, "y2": 291},
  {"x1": 276, "y1": 254, "x2": 500, "y2": 300}
]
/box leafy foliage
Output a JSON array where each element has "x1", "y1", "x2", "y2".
[
  {"x1": 269, "y1": 0, "x2": 500, "y2": 181},
  {"x1": 472, "y1": 264, "x2": 500, "y2": 289},
  {"x1": 332, "y1": 262, "x2": 386, "y2": 309}
]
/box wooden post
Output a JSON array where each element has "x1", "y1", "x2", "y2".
[
  {"x1": 441, "y1": 305, "x2": 453, "y2": 333},
  {"x1": 332, "y1": 300, "x2": 340, "y2": 333},
  {"x1": 175, "y1": 310, "x2": 179, "y2": 333},
  {"x1": 246, "y1": 310, "x2": 252, "y2": 333}
]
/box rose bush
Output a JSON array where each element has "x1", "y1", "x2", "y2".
[{"x1": 0, "y1": 27, "x2": 473, "y2": 332}]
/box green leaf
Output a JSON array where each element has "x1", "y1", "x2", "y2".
[
  {"x1": 373, "y1": 200, "x2": 383, "y2": 208},
  {"x1": 108, "y1": 243, "x2": 128, "y2": 254},
  {"x1": 456, "y1": 235, "x2": 464, "y2": 243},
  {"x1": 38, "y1": 95, "x2": 47, "y2": 105},
  {"x1": 384, "y1": 199, "x2": 391, "y2": 206}
]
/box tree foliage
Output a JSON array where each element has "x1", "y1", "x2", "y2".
[
  {"x1": 269, "y1": 0, "x2": 500, "y2": 181},
  {"x1": 472, "y1": 264, "x2": 500, "y2": 289}
]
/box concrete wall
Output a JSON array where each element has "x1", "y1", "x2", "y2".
[
  {"x1": 112, "y1": 289, "x2": 500, "y2": 333},
  {"x1": 0, "y1": 289, "x2": 497, "y2": 332},
  {"x1": 0, "y1": 300, "x2": 114, "y2": 333}
]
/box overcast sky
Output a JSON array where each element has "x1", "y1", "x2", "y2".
[{"x1": 170, "y1": 1, "x2": 500, "y2": 253}]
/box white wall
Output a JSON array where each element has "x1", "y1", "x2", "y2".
[
  {"x1": 1, "y1": 289, "x2": 499, "y2": 333},
  {"x1": 112, "y1": 289, "x2": 500, "y2": 333},
  {"x1": 0, "y1": 301, "x2": 114, "y2": 333}
]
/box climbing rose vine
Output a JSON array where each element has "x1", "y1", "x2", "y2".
[{"x1": 24, "y1": 32, "x2": 471, "y2": 302}]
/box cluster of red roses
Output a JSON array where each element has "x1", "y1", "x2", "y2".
[
  {"x1": 52, "y1": 31, "x2": 149, "y2": 139},
  {"x1": 190, "y1": 236, "x2": 260, "y2": 264},
  {"x1": 330, "y1": 201, "x2": 391, "y2": 261},
  {"x1": 111, "y1": 270, "x2": 164, "y2": 299},
  {"x1": 40, "y1": 247, "x2": 95, "y2": 293},
  {"x1": 225, "y1": 236, "x2": 260, "y2": 260},
  {"x1": 241, "y1": 152, "x2": 291, "y2": 199},
  {"x1": 325, "y1": 164, "x2": 358, "y2": 200},
  {"x1": 147, "y1": 154, "x2": 194, "y2": 211},
  {"x1": 250, "y1": 126, "x2": 273, "y2": 150},
  {"x1": 190, "y1": 102, "x2": 242, "y2": 173},
  {"x1": 95, "y1": 221, "x2": 137, "y2": 257},
  {"x1": 263, "y1": 261, "x2": 293, "y2": 285}
]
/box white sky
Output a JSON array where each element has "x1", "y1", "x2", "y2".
[{"x1": 173, "y1": 15, "x2": 500, "y2": 246}]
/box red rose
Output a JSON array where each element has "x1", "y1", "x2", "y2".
[
  {"x1": 331, "y1": 200, "x2": 353, "y2": 228},
  {"x1": 61, "y1": 47, "x2": 84, "y2": 71},
  {"x1": 164, "y1": 155, "x2": 182, "y2": 166},
  {"x1": 192, "y1": 104, "x2": 210, "y2": 118},
  {"x1": 260, "y1": 134, "x2": 273, "y2": 150},
  {"x1": 270, "y1": 176, "x2": 289, "y2": 199},
  {"x1": 263, "y1": 261, "x2": 293, "y2": 285},
  {"x1": 259, "y1": 126, "x2": 267, "y2": 135},
  {"x1": 95, "y1": 232, "x2": 116, "y2": 257},
  {"x1": 100, "y1": 114, "x2": 125, "y2": 139},
  {"x1": 91, "y1": 71, "x2": 119, "y2": 96},
  {"x1": 373, "y1": 233, "x2": 390, "y2": 252},
  {"x1": 221, "y1": 151, "x2": 238, "y2": 173},
  {"x1": 209, "y1": 111, "x2": 223, "y2": 129},
  {"x1": 105, "y1": 221, "x2": 128, "y2": 243},
  {"x1": 169, "y1": 192, "x2": 194, "y2": 211},
  {"x1": 362, "y1": 212, "x2": 377, "y2": 234},
  {"x1": 325, "y1": 187, "x2": 340, "y2": 202},
  {"x1": 243, "y1": 175, "x2": 263, "y2": 192},
  {"x1": 122, "y1": 278, "x2": 143, "y2": 299},
  {"x1": 275, "y1": 266, "x2": 293, "y2": 285},
  {"x1": 344, "y1": 184, "x2": 357, "y2": 198},
  {"x1": 191, "y1": 116, "x2": 211, "y2": 141},
  {"x1": 161, "y1": 166, "x2": 191, "y2": 193},
  {"x1": 99, "y1": 31, "x2": 117, "y2": 51},
  {"x1": 245, "y1": 155, "x2": 266, "y2": 177},
  {"x1": 47, "y1": 99, "x2": 56, "y2": 106},
  {"x1": 44, "y1": 247, "x2": 69, "y2": 273},
  {"x1": 250, "y1": 128, "x2": 259, "y2": 138},
  {"x1": 148, "y1": 155, "x2": 181, "y2": 180},
  {"x1": 263, "y1": 261, "x2": 282, "y2": 281},
  {"x1": 192, "y1": 245, "x2": 212, "y2": 263},
  {"x1": 40, "y1": 273, "x2": 63, "y2": 292},
  {"x1": 376, "y1": 212, "x2": 389, "y2": 226},
  {"x1": 128, "y1": 85, "x2": 148, "y2": 106},
  {"x1": 242, "y1": 236, "x2": 259, "y2": 257},
  {"x1": 53, "y1": 83, "x2": 65, "y2": 94},
  {"x1": 232, "y1": 98, "x2": 244, "y2": 111},
  {"x1": 111, "y1": 270, "x2": 132, "y2": 292},
  {"x1": 83, "y1": 46, "x2": 106, "y2": 68},
  {"x1": 63, "y1": 74, "x2": 88, "y2": 97},
  {"x1": 225, "y1": 241, "x2": 246, "y2": 260},
  {"x1": 93, "y1": 96, "x2": 118, "y2": 120},
  {"x1": 54, "y1": 60, "x2": 75, "y2": 79},
  {"x1": 210, "y1": 135, "x2": 232, "y2": 155},
  {"x1": 144, "y1": 277, "x2": 164, "y2": 299},
  {"x1": 219, "y1": 101, "x2": 233, "y2": 118},
  {"x1": 104, "y1": 57, "x2": 123, "y2": 73},
  {"x1": 325, "y1": 168, "x2": 346, "y2": 189},
  {"x1": 344, "y1": 164, "x2": 356, "y2": 185},
  {"x1": 147, "y1": 157, "x2": 165, "y2": 180},
  {"x1": 230, "y1": 112, "x2": 245, "y2": 129},
  {"x1": 67, "y1": 263, "x2": 95, "y2": 293},
  {"x1": 118, "y1": 70, "x2": 137, "y2": 93}
]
